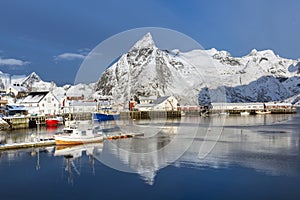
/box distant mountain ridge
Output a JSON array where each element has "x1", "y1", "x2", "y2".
[
  {"x1": 95, "y1": 33, "x2": 300, "y2": 105},
  {"x1": 2, "y1": 33, "x2": 300, "y2": 106}
]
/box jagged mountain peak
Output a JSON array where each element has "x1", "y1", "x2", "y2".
[
  {"x1": 246, "y1": 49, "x2": 279, "y2": 59},
  {"x1": 21, "y1": 72, "x2": 41, "y2": 86},
  {"x1": 26, "y1": 72, "x2": 41, "y2": 81},
  {"x1": 130, "y1": 32, "x2": 155, "y2": 51}
]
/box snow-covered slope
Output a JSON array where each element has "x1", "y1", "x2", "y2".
[
  {"x1": 52, "y1": 83, "x2": 95, "y2": 102},
  {"x1": 95, "y1": 33, "x2": 300, "y2": 105},
  {"x1": 95, "y1": 33, "x2": 207, "y2": 104},
  {"x1": 0, "y1": 71, "x2": 95, "y2": 102}
]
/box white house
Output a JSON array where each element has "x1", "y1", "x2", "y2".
[
  {"x1": 152, "y1": 96, "x2": 178, "y2": 111},
  {"x1": 6, "y1": 84, "x2": 28, "y2": 98},
  {"x1": 136, "y1": 96, "x2": 178, "y2": 111},
  {"x1": 19, "y1": 91, "x2": 60, "y2": 115},
  {"x1": 61, "y1": 100, "x2": 97, "y2": 114}
]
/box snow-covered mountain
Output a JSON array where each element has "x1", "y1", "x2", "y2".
[
  {"x1": 2, "y1": 33, "x2": 300, "y2": 106},
  {"x1": 95, "y1": 33, "x2": 207, "y2": 105},
  {"x1": 0, "y1": 71, "x2": 95, "y2": 102},
  {"x1": 95, "y1": 33, "x2": 300, "y2": 105}
]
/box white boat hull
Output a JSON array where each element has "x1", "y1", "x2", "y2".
[
  {"x1": 256, "y1": 110, "x2": 271, "y2": 114},
  {"x1": 240, "y1": 111, "x2": 250, "y2": 116},
  {"x1": 55, "y1": 135, "x2": 103, "y2": 145}
]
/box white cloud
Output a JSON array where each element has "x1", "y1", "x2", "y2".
[
  {"x1": 0, "y1": 57, "x2": 30, "y2": 66},
  {"x1": 54, "y1": 53, "x2": 86, "y2": 61}
]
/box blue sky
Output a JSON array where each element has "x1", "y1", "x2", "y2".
[{"x1": 0, "y1": 0, "x2": 300, "y2": 85}]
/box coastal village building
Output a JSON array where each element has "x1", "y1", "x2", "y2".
[
  {"x1": 135, "y1": 96, "x2": 178, "y2": 111},
  {"x1": 211, "y1": 102, "x2": 294, "y2": 113},
  {"x1": 139, "y1": 96, "x2": 157, "y2": 104},
  {"x1": 60, "y1": 93, "x2": 97, "y2": 114},
  {"x1": 6, "y1": 84, "x2": 28, "y2": 98},
  {"x1": 19, "y1": 91, "x2": 60, "y2": 115},
  {"x1": 2, "y1": 105, "x2": 28, "y2": 116},
  {"x1": 61, "y1": 100, "x2": 97, "y2": 114},
  {"x1": 211, "y1": 102, "x2": 265, "y2": 111}
]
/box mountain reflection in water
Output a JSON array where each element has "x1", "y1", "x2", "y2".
[{"x1": 0, "y1": 113, "x2": 299, "y2": 188}]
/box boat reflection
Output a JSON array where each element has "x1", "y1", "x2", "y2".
[{"x1": 54, "y1": 143, "x2": 103, "y2": 184}]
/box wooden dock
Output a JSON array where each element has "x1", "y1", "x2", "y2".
[
  {"x1": 209, "y1": 108, "x2": 297, "y2": 115},
  {"x1": 61, "y1": 112, "x2": 92, "y2": 121},
  {"x1": 209, "y1": 102, "x2": 297, "y2": 115},
  {"x1": 104, "y1": 132, "x2": 144, "y2": 140},
  {"x1": 2, "y1": 115, "x2": 47, "y2": 129},
  {"x1": 0, "y1": 139, "x2": 55, "y2": 151},
  {"x1": 0, "y1": 132, "x2": 144, "y2": 151}
]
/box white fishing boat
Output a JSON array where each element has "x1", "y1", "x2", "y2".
[
  {"x1": 255, "y1": 110, "x2": 271, "y2": 115},
  {"x1": 54, "y1": 123, "x2": 103, "y2": 145},
  {"x1": 219, "y1": 112, "x2": 229, "y2": 116},
  {"x1": 240, "y1": 111, "x2": 250, "y2": 116}
]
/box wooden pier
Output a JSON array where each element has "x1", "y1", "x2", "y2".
[
  {"x1": 61, "y1": 112, "x2": 92, "y2": 121},
  {"x1": 209, "y1": 102, "x2": 297, "y2": 115},
  {"x1": 0, "y1": 139, "x2": 55, "y2": 151},
  {"x1": 104, "y1": 132, "x2": 144, "y2": 140},
  {"x1": 209, "y1": 108, "x2": 297, "y2": 115},
  {"x1": 0, "y1": 132, "x2": 144, "y2": 151},
  {"x1": 2, "y1": 115, "x2": 47, "y2": 129}
]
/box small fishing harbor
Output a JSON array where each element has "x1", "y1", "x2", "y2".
[{"x1": 0, "y1": 112, "x2": 300, "y2": 200}]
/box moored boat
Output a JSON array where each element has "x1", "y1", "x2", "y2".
[
  {"x1": 46, "y1": 116, "x2": 63, "y2": 126},
  {"x1": 92, "y1": 107, "x2": 120, "y2": 121},
  {"x1": 255, "y1": 110, "x2": 271, "y2": 114},
  {"x1": 54, "y1": 124, "x2": 103, "y2": 145},
  {"x1": 92, "y1": 112, "x2": 120, "y2": 121},
  {"x1": 219, "y1": 112, "x2": 229, "y2": 116},
  {"x1": 240, "y1": 111, "x2": 250, "y2": 116}
]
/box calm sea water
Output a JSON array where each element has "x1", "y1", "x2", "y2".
[{"x1": 0, "y1": 112, "x2": 300, "y2": 200}]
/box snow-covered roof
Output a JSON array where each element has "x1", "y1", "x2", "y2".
[
  {"x1": 152, "y1": 96, "x2": 171, "y2": 105},
  {"x1": 69, "y1": 101, "x2": 97, "y2": 106},
  {"x1": 139, "y1": 96, "x2": 157, "y2": 101},
  {"x1": 21, "y1": 91, "x2": 49, "y2": 103},
  {"x1": 6, "y1": 105, "x2": 27, "y2": 111}
]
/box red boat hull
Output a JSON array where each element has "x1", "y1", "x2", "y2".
[{"x1": 46, "y1": 119, "x2": 59, "y2": 126}]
